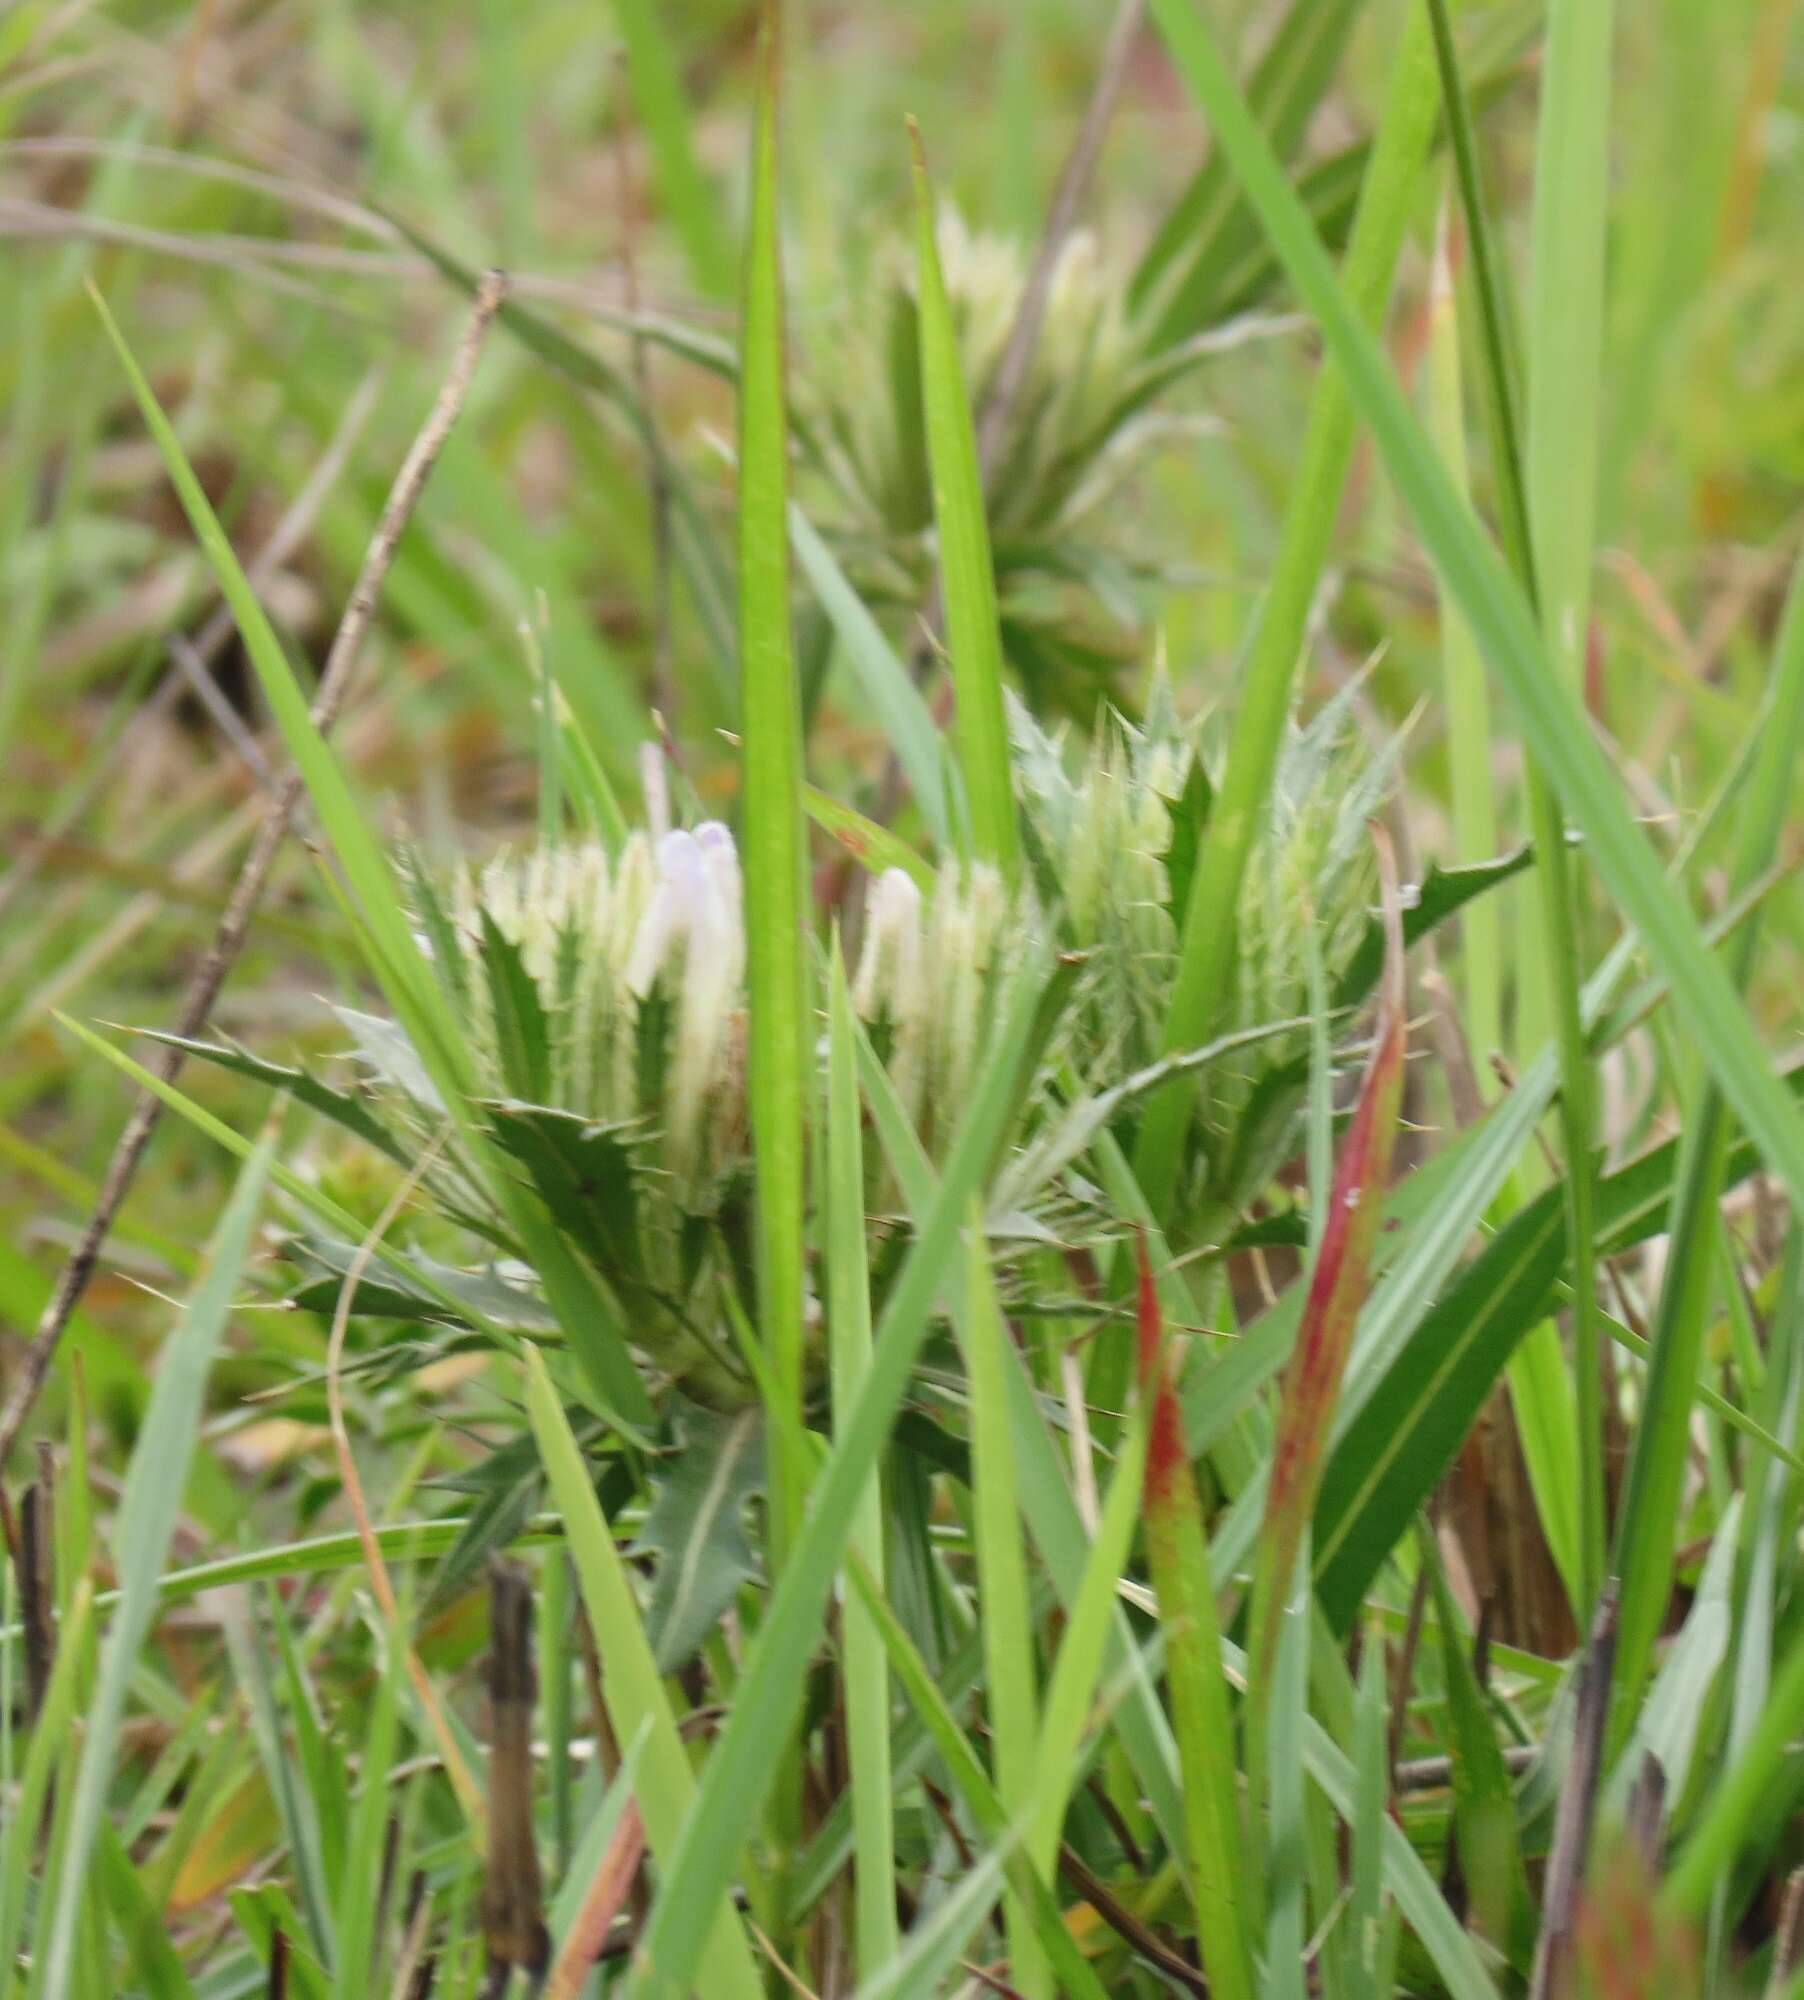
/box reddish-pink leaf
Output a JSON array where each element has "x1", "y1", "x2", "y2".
[{"x1": 1248, "y1": 827, "x2": 1409, "y2": 1703}]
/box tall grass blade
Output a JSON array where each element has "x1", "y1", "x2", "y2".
[
  {"x1": 908, "y1": 121, "x2": 1022, "y2": 879},
  {"x1": 960, "y1": 1202, "x2": 1048, "y2": 1997},
  {"x1": 1426, "y1": 196, "x2": 1501, "y2": 1075},
  {"x1": 737, "y1": 2, "x2": 813, "y2": 1570},
  {"x1": 1134, "y1": 1237, "x2": 1255, "y2": 2000},
  {"x1": 824, "y1": 943, "x2": 899, "y2": 1981},
  {"x1": 1247, "y1": 841, "x2": 1405, "y2": 1706},
  {"x1": 519, "y1": 1342, "x2": 767, "y2": 2000},
  {"x1": 39, "y1": 1137, "x2": 273, "y2": 1996},
  {"x1": 611, "y1": 0, "x2": 734, "y2": 297}
]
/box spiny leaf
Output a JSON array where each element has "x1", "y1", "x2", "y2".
[
  {"x1": 131, "y1": 1030, "x2": 414, "y2": 1166},
  {"x1": 634, "y1": 1403, "x2": 765, "y2": 1673},
  {"x1": 484, "y1": 1105, "x2": 644, "y2": 1287},
  {"x1": 478, "y1": 910, "x2": 553, "y2": 1104}
]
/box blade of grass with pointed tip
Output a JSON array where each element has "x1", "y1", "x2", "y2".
[
  {"x1": 1611, "y1": 561, "x2": 1804, "y2": 1738},
  {"x1": 824, "y1": 943, "x2": 898, "y2": 1982},
  {"x1": 623, "y1": 949, "x2": 1055, "y2": 2000},
  {"x1": 908, "y1": 122, "x2": 1021, "y2": 880},
  {"x1": 1134, "y1": 1237, "x2": 1255, "y2": 2000},
  {"x1": 1247, "y1": 847, "x2": 1406, "y2": 1713},
  {"x1": 39, "y1": 1138, "x2": 272, "y2": 1997},
  {"x1": 1426, "y1": 194, "x2": 1502, "y2": 1076},
  {"x1": 738, "y1": 5, "x2": 812, "y2": 1580},
  {"x1": 612, "y1": 0, "x2": 734, "y2": 298},
  {"x1": 520, "y1": 1342, "x2": 766, "y2": 2000},
  {"x1": 1143, "y1": 0, "x2": 1804, "y2": 1225},
  {"x1": 961, "y1": 1201, "x2": 1049, "y2": 1998},
  {"x1": 88, "y1": 285, "x2": 466, "y2": 1099},
  {"x1": 1026, "y1": 1397, "x2": 1149, "y2": 1880},
  {"x1": 1128, "y1": 0, "x2": 1438, "y2": 1239}
]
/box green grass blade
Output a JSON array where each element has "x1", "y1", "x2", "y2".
[
  {"x1": 520, "y1": 1343, "x2": 767, "y2": 2000},
  {"x1": 1027, "y1": 1402, "x2": 1149, "y2": 1878},
  {"x1": 623, "y1": 947, "x2": 1054, "y2": 1999},
  {"x1": 1426, "y1": 197, "x2": 1502, "y2": 1076},
  {"x1": 737, "y1": 3, "x2": 813, "y2": 1564},
  {"x1": 1510, "y1": 0, "x2": 1617, "y2": 1618},
  {"x1": 330, "y1": 1612, "x2": 401, "y2": 2000},
  {"x1": 1130, "y1": 0, "x2": 1438, "y2": 1230},
  {"x1": 1134, "y1": 1240, "x2": 1255, "y2": 2000},
  {"x1": 612, "y1": 0, "x2": 734, "y2": 297},
  {"x1": 1142, "y1": 0, "x2": 1804, "y2": 1220},
  {"x1": 39, "y1": 1138, "x2": 273, "y2": 1996},
  {"x1": 960, "y1": 1202, "x2": 1048, "y2": 1998},
  {"x1": 824, "y1": 943, "x2": 898, "y2": 1982},
  {"x1": 908, "y1": 121, "x2": 1022, "y2": 880},
  {"x1": 0, "y1": 1580, "x2": 92, "y2": 1979}
]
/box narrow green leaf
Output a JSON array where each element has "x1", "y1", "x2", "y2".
[
  {"x1": 737, "y1": 3, "x2": 812, "y2": 1560},
  {"x1": 908, "y1": 121, "x2": 1021, "y2": 880},
  {"x1": 804, "y1": 785, "x2": 935, "y2": 890},
  {"x1": 520, "y1": 1344, "x2": 766, "y2": 2000},
  {"x1": 791, "y1": 504, "x2": 957, "y2": 848},
  {"x1": 1248, "y1": 850, "x2": 1406, "y2": 1705},
  {"x1": 612, "y1": 0, "x2": 734, "y2": 297},
  {"x1": 843, "y1": 1554, "x2": 1113, "y2": 2000},
  {"x1": 961, "y1": 1203, "x2": 1048, "y2": 1997},
  {"x1": 1135, "y1": 1239, "x2": 1255, "y2": 2000},
  {"x1": 824, "y1": 943, "x2": 898, "y2": 1981},
  {"x1": 40, "y1": 1140, "x2": 272, "y2": 1996}
]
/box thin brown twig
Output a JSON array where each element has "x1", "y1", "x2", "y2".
[{"x1": 0, "y1": 272, "x2": 504, "y2": 1473}]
